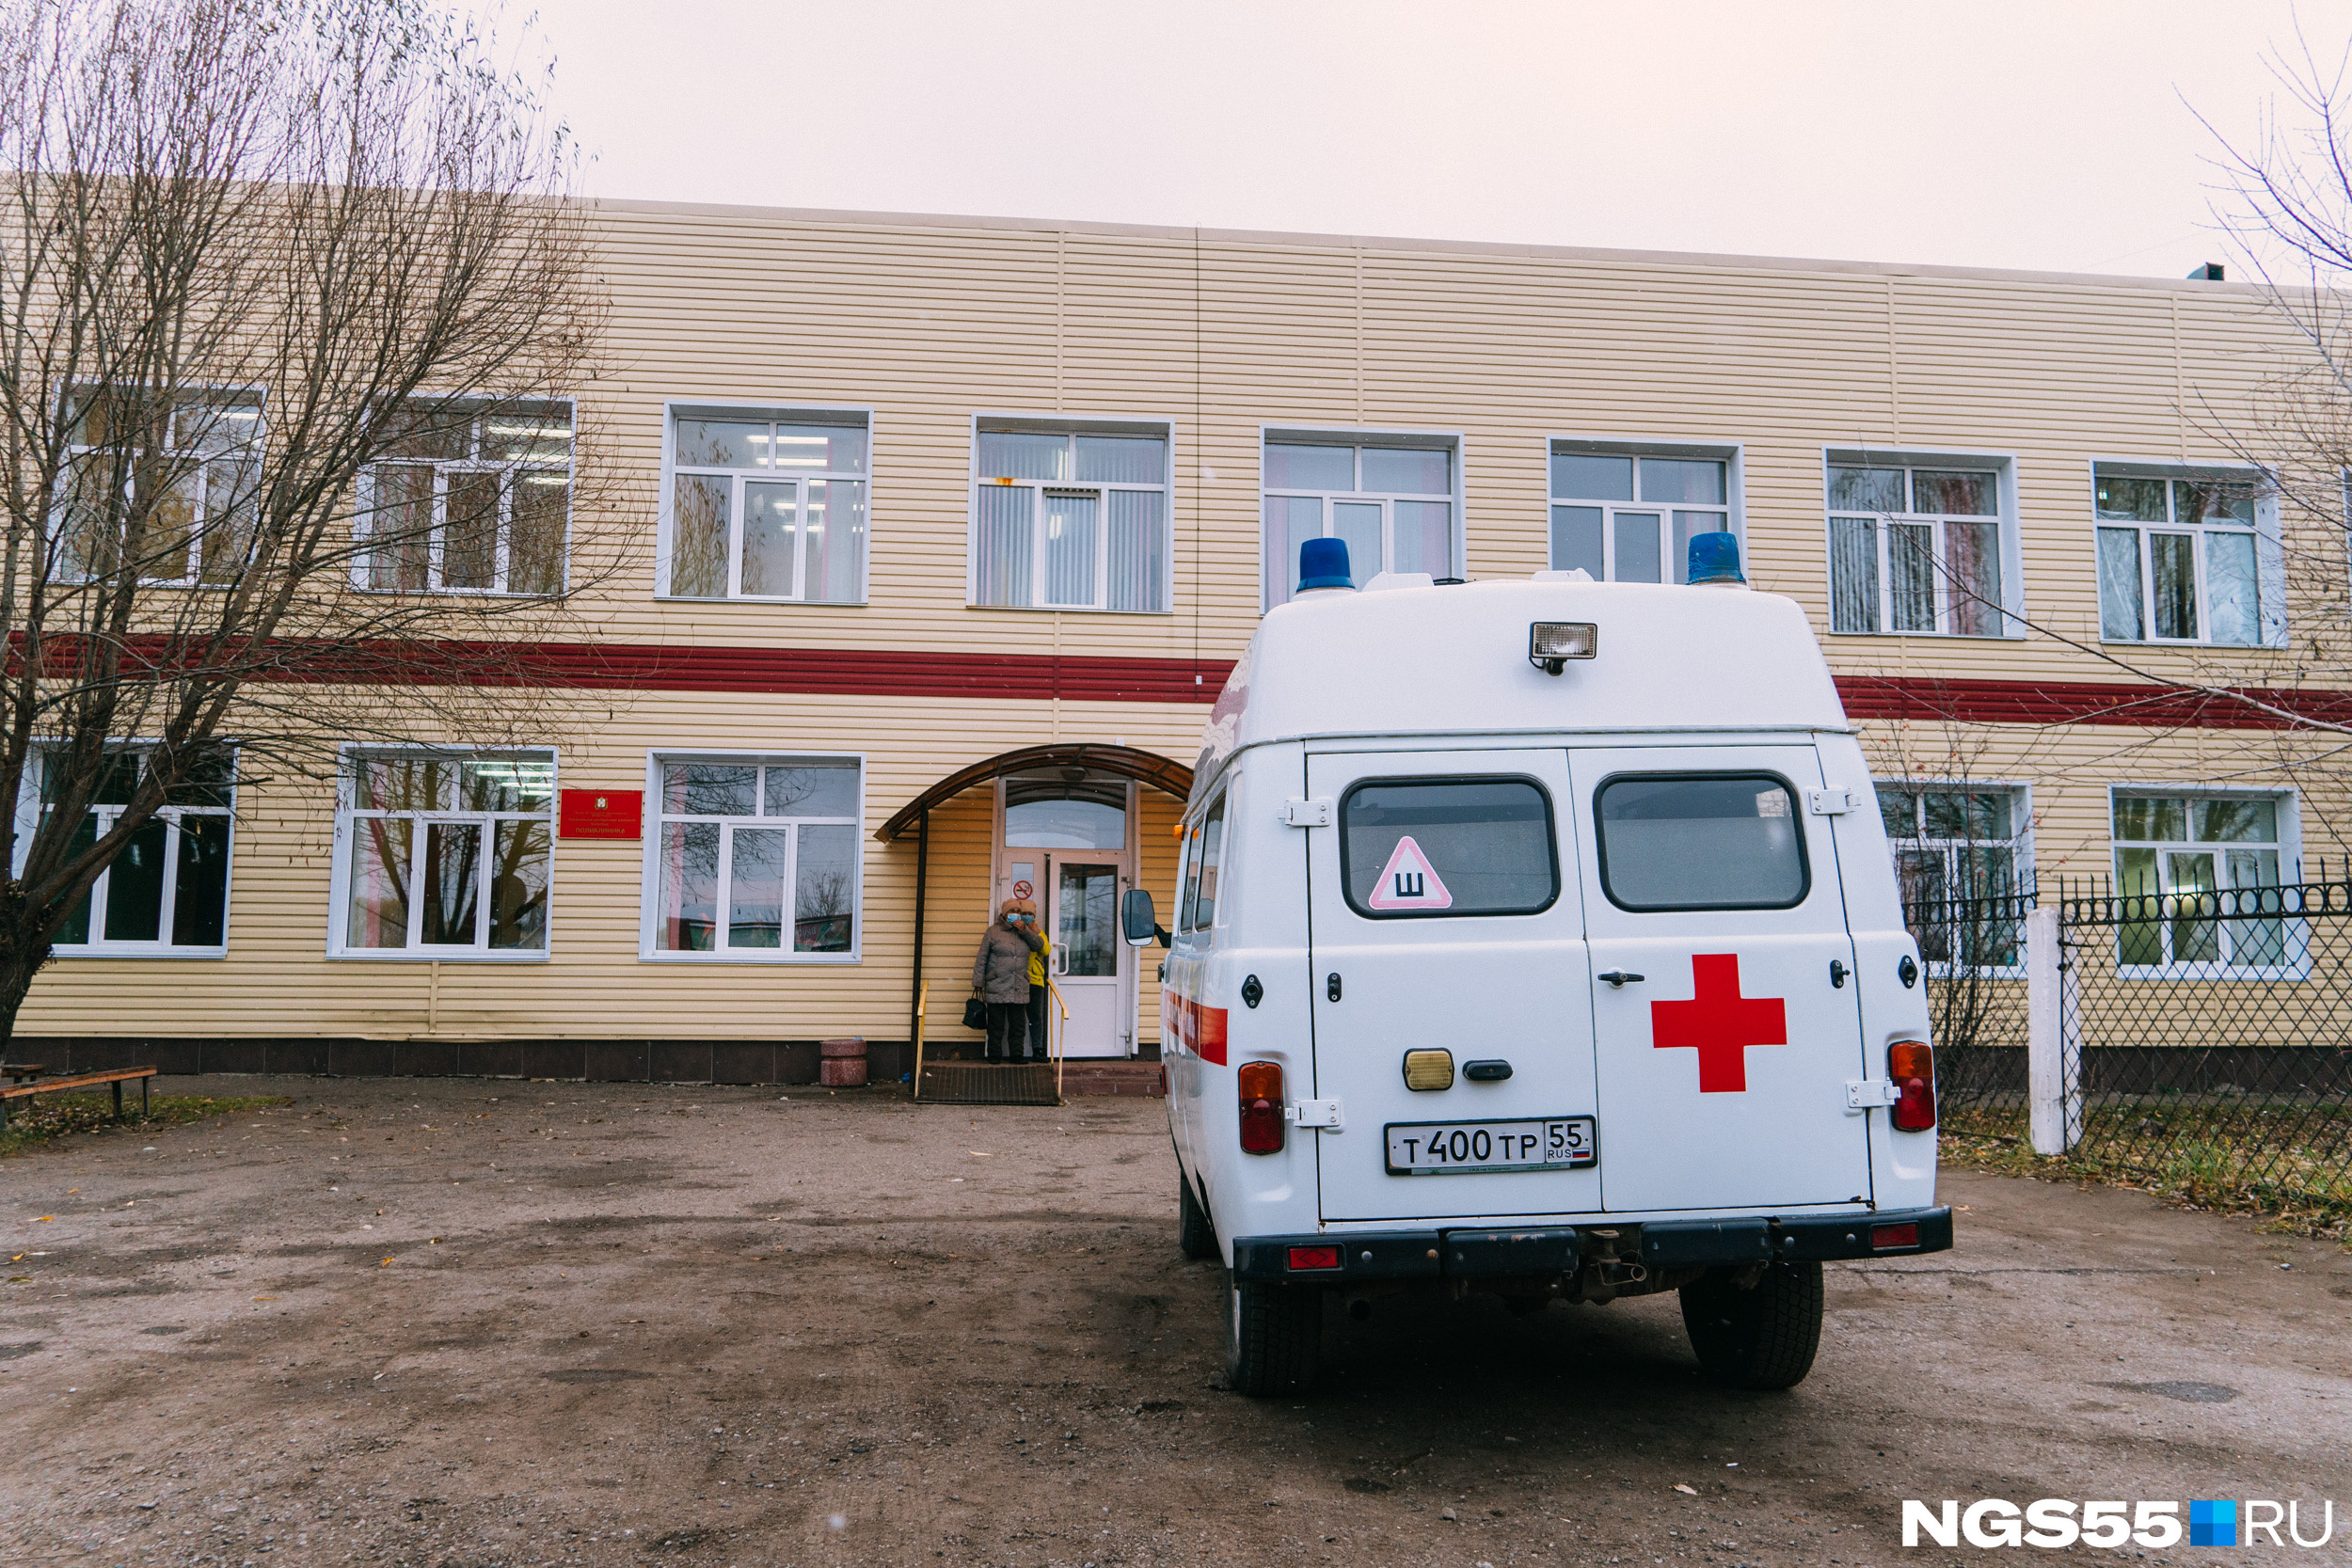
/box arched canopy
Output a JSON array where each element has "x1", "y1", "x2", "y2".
[{"x1": 875, "y1": 742, "x2": 1193, "y2": 842}]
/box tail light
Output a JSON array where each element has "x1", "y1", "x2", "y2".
[
  {"x1": 1238, "y1": 1060, "x2": 1285, "y2": 1154},
  {"x1": 1287, "y1": 1244, "x2": 1342, "y2": 1271},
  {"x1": 1870, "y1": 1222, "x2": 1920, "y2": 1251},
  {"x1": 1888, "y1": 1039, "x2": 1935, "y2": 1131}
]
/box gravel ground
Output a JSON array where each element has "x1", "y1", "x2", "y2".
[{"x1": 2, "y1": 1074, "x2": 2349, "y2": 1567}]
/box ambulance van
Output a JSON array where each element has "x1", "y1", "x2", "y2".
[{"x1": 1124, "y1": 533, "x2": 1951, "y2": 1397}]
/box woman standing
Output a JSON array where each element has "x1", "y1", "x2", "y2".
[{"x1": 971, "y1": 898, "x2": 1043, "y2": 1062}]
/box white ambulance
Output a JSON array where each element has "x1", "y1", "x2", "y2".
[{"x1": 1125, "y1": 534, "x2": 1949, "y2": 1397}]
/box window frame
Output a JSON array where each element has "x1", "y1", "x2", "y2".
[
  {"x1": 1259, "y1": 424, "x2": 1466, "y2": 611},
  {"x1": 1823, "y1": 449, "x2": 2022, "y2": 638},
  {"x1": 326, "y1": 745, "x2": 558, "y2": 962},
  {"x1": 15, "y1": 743, "x2": 238, "y2": 958},
  {"x1": 2106, "y1": 784, "x2": 2303, "y2": 977},
  {"x1": 1876, "y1": 779, "x2": 2033, "y2": 975},
  {"x1": 1545, "y1": 437, "x2": 1744, "y2": 583},
  {"x1": 1176, "y1": 785, "x2": 1229, "y2": 942},
  {"x1": 965, "y1": 413, "x2": 1176, "y2": 613},
  {"x1": 56, "y1": 384, "x2": 266, "y2": 588},
  {"x1": 1338, "y1": 773, "x2": 1562, "y2": 922},
  {"x1": 655, "y1": 400, "x2": 874, "y2": 606},
  {"x1": 2089, "y1": 459, "x2": 2283, "y2": 648},
  {"x1": 1593, "y1": 770, "x2": 1811, "y2": 913},
  {"x1": 637, "y1": 749, "x2": 866, "y2": 964},
  {"x1": 354, "y1": 396, "x2": 576, "y2": 597}
]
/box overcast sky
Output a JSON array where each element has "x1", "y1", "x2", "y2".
[{"x1": 532, "y1": 0, "x2": 2352, "y2": 279}]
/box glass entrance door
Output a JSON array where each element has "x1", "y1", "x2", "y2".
[
  {"x1": 997, "y1": 772, "x2": 1136, "y2": 1059},
  {"x1": 1051, "y1": 862, "x2": 1124, "y2": 1058}
]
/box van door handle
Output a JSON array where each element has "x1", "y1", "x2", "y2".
[
  {"x1": 1327, "y1": 973, "x2": 1343, "y2": 1002},
  {"x1": 1829, "y1": 958, "x2": 1849, "y2": 988},
  {"x1": 1597, "y1": 970, "x2": 1645, "y2": 989}
]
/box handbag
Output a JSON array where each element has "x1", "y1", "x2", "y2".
[{"x1": 961, "y1": 991, "x2": 988, "y2": 1030}]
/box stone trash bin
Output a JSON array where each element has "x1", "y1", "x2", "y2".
[{"x1": 817, "y1": 1037, "x2": 867, "y2": 1087}]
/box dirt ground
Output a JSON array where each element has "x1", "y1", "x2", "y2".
[{"x1": 3, "y1": 1076, "x2": 2349, "y2": 1568}]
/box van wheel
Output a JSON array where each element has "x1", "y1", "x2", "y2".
[
  {"x1": 1679, "y1": 1259, "x2": 1823, "y2": 1390},
  {"x1": 1177, "y1": 1176, "x2": 1217, "y2": 1261},
  {"x1": 1223, "y1": 1272, "x2": 1320, "y2": 1397}
]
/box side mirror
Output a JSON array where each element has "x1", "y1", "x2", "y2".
[{"x1": 1122, "y1": 888, "x2": 1168, "y2": 947}]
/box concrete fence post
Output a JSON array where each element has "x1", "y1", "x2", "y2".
[{"x1": 2025, "y1": 906, "x2": 2068, "y2": 1154}]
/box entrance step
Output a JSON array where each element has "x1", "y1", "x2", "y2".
[
  {"x1": 1057, "y1": 1061, "x2": 1167, "y2": 1098},
  {"x1": 915, "y1": 1061, "x2": 1057, "y2": 1106}
]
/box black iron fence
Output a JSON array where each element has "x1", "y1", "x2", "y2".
[{"x1": 1903, "y1": 876, "x2": 2352, "y2": 1228}]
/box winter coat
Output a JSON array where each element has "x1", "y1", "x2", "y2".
[{"x1": 972, "y1": 921, "x2": 1043, "y2": 1004}]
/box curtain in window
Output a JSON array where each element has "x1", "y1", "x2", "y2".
[
  {"x1": 1075, "y1": 436, "x2": 1165, "y2": 484},
  {"x1": 2204, "y1": 531, "x2": 2258, "y2": 644},
  {"x1": 1549, "y1": 505, "x2": 1603, "y2": 577},
  {"x1": 978, "y1": 432, "x2": 1067, "y2": 482},
  {"x1": 1945, "y1": 519, "x2": 2003, "y2": 636},
  {"x1": 1107, "y1": 489, "x2": 1164, "y2": 611},
  {"x1": 1332, "y1": 502, "x2": 1381, "y2": 588},
  {"x1": 1042, "y1": 491, "x2": 1098, "y2": 606},
  {"x1": 803, "y1": 479, "x2": 865, "y2": 604},
  {"x1": 1829, "y1": 516, "x2": 1879, "y2": 632},
  {"x1": 1887, "y1": 522, "x2": 1937, "y2": 631},
  {"x1": 975, "y1": 484, "x2": 1033, "y2": 606},
  {"x1": 1261, "y1": 495, "x2": 1321, "y2": 609},
  {"x1": 1391, "y1": 499, "x2": 1451, "y2": 577},
  {"x1": 2096, "y1": 528, "x2": 2143, "y2": 639}
]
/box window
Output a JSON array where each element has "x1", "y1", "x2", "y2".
[
  {"x1": 1341, "y1": 777, "x2": 1557, "y2": 919},
  {"x1": 1262, "y1": 433, "x2": 1459, "y2": 610},
  {"x1": 1595, "y1": 774, "x2": 1806, "y2": 911},
  {"x1": 2093, "y1": 468, "x2": 2277, "y2": 645},
  {"x1": 1878, "y1": 784, "x2": 2028, "y2": 967},
  {"x1": 664, "y1": 408, "x2": 867, "y2": 603},
  {"x1": 1549, "y1": 448, "x2": 1733, "y2": 582},
  {"x1": 358, "y1": 398, "x2": 573, "y2": 594},
  {"x1": 649, "y1": 756, "x2": 862, "y2": 958},
  {"x1": 1827, "y1": 461, "x2": 2010, "y2": 636},
  {"x1": 1004, "y1": 775, "x2": 1128, "y2": 850},
  {"x1": 57, "y1": 388, "x2": 262, "y2": 585},
  {"x1": 24, "y1": 748, "x2": 234, "y2": 954},
  {"x1": 1178, "y1": 792, "x2": 1228, "y2": 937},
  {"x1": 2112, "y1": 794, "x2": 2290, "y2": 970},
  {"x1": 971, "y1": 422, "x2": 1168, "y2": 611},
  {"x1": 335, "y1": 752, "x2": 553, "y2": 958}
]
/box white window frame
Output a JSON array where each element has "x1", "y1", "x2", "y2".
[
  {"x1": 326, "y1": 746, "x2": 558, "y2": 962},
  {"x1": 1876, "y1": 778, "x2": 2032, "y2": 976},
  {"x1": 1824, "y1": 449, "x2": 2022, "y2": 638},
  {"x1": 1259, "y1": 424, "x2": 1466, "y2": 611},
  {"x1": 57, "y1": 384, "x2": 265, "y2": 588},
  {"x1": 2107, "y1": 784, "x2": 2304, "y2": 978},
  {"x1": 655, "y1": 400, "x2": 873, "y2": 605},
  {"x1": 2090, "y1": 459, "x2": 2285, "y2": 647},
  {"x1": 353, "y1": 397, "x2": 575, "y2": 596},
  {"x1": 1546, "y1": 437, "x2": 1744, "y2": 582},
  {"x1": 14, "y1": 744, "x2": 237, "y2": 958},
  {"x1": 965, "y1": 414, "x2": 1176, "y2": 613},
  {"x1": 638, "y1": 749, "x2": 866, "y2": 965}
]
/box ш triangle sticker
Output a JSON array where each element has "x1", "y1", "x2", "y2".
[{"x1": 1367, "y1": 835, "x2": 1453, "y2": 911}]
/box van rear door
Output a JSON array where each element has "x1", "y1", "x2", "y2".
[
  {"x1": 1304, "y1": 749, "x2": 1600, "y2": 1223},
  {"x1": 1565, "y1": 745, "x2": 1872, "y2": 1212}
]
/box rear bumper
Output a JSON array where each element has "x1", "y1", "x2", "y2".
[{"x1": 1230, "y1": 1206, "x2": 1953, "y2": 1285}]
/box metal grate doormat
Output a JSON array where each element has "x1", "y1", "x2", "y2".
[{"x1": 916, "y1": 1061, "x2": 1059, "y2": 1106}]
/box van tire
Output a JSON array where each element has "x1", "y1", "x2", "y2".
[
  {"x1": 1177, "y1": 1176, "x2": 1218, "y2": 1261},
  {"x1": 1223, "y1": 1272, "x2": 1319, "y2": 1396},
  {"x1": 1679, "y1": 1259, "x2": 1823, "y2": 1390}
]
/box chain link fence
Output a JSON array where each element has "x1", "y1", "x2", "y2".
[{"x1": 1907, "y1": 877, "x2": 2352, "y2": 1230}]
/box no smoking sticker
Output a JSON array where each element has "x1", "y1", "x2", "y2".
[{"x1": 1367, "y1": 835, "x2": 1453, "y2": 911}]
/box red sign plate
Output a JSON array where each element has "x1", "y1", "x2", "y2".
[{"x1": 558, "y1": 788, "x2": 644, "y2": 841}]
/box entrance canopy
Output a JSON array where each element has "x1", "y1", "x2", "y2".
[{"x1": 875, "y1": 742, "x2": 1193, "y2": 841}]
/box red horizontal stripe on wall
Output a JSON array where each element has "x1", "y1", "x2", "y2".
[{"x1": 51, "y1": 634, "x2": 2352, "y2": 730}]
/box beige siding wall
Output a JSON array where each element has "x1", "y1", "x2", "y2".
[{"x1": 24, "y1": 203, "x2": 2340, "y2": 1044}]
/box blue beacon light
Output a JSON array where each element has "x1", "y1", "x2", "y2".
[
  {"x1": 1687, "y1": 531, "x2": 1746, "y2": 586},
  {"x1": 1297, "y1": 536, "x2": 1354, "y2": 591}
]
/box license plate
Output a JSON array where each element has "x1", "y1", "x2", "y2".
[{"x1": 1384, "y1": 1117, "x2": 1598, "y2": 1175}]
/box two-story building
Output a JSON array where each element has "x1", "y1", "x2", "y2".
[{"x1": 21, "y1": 201, "x2": 2343, "y2": 1084}]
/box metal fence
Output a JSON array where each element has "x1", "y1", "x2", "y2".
[{"x1": 1906, "y1": 876, "x2": 2352, "y2": 1227}]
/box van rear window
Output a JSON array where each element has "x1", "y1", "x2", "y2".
[
  {"x1": 1595, "y1": 773, "x2": 1808, "y2": 911},
  {"x1": 1341, "y1": 778, "x2": 1558, "y2": 919}
]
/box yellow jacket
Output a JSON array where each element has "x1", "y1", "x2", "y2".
[{"x1": 1027, "y1": 938, "x2": 1051, "y2": 988}]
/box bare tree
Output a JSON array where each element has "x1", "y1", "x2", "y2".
[{"x1": 0, "y1": 0, "x2": 612, "y2": 1037}]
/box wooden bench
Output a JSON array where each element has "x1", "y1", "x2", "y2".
[{"x1": 0, "y1": 1066, "x2": 155, "y2": 1127}]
